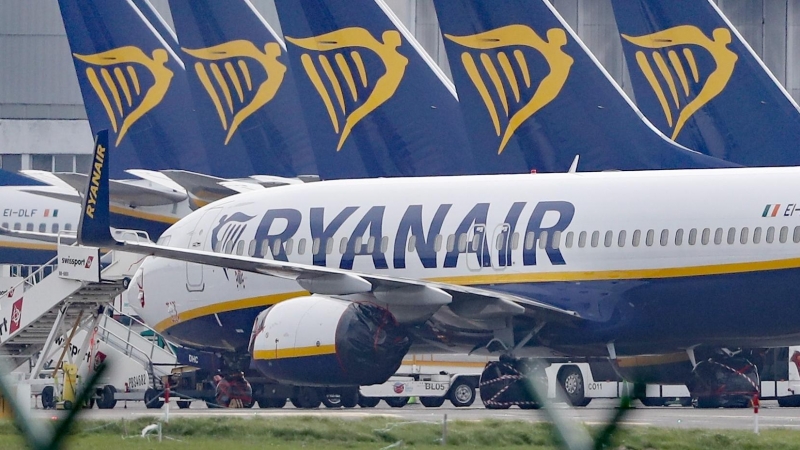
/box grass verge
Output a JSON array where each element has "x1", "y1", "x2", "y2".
[{"x1": 0, "y1": 416, "x2": 798, "y2": 449}]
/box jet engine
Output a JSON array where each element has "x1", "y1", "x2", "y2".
[{"x1": 249, "y1": 295, "x2": 411, "y2": 386}]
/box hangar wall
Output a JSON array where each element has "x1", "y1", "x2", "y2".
[{"x1": 0, "y1": 0, "x2": 798, "y2": 173}]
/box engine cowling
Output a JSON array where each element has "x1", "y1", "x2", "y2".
[{"x1": 249, "y1": 295, "x2": 411, "y2": 386}]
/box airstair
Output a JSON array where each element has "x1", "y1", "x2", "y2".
[{"x1": 0, "y1": 239, "x2": 180, "y2": 406}]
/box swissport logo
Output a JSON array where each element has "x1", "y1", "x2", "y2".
[{"x1": 61, "y1": 257, "x2": 87, "y2": 267}]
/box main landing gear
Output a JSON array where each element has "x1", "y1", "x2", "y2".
[
  {"x1": 688, "y1": 354, "x2": 759, "y2": 408},
  {"x1": 479, "y1": 358, "x2": 547, "y2": 409}
]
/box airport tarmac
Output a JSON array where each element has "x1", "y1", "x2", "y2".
[{"x1": 27, "y1": 399, "x2": 800, "y2": 430}]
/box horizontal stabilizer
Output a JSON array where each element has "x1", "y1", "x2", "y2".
[
  {"x1": 20, "y1": 188, "x2": 81, "y2": 204},
  {"x1": 160, "y1": 170, "x2": 239, "y2": 206},
  {"x1": 52, "y1": 173, "x2": 187, "y2": 206}
]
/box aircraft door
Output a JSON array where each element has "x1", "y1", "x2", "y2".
[
  {"x1": 467, "y1": 224, "x2": 489, "y2": 271},
  {"x1": 491, "y1": 223, "x2": 511, "y2": 271},
  {"x1": 186, "y1": 207, "x2": 222, "y2": 292}
]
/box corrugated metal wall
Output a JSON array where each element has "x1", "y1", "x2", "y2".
[{"x1": 1, "y1": 0, "x2": 799, "y2": 120}]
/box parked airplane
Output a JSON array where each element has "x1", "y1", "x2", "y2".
[
  {"x1": 430, "y1": 0, "x2": 731, "y2": 172},
  {"x1": 74, "y1": 129, "x2": 800, "y2": 406},
  {"x1": 609, "y1": 0, "x2": 800, "y2": 165}
]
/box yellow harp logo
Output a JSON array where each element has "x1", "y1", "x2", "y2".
[
  {"x1": 285, "y1": 28, "x2": 408, "y2": 151},
  {"x1": 73, "y1": 47, "x2": 173, "y2": 146},
  {"x1": 445, "y1": 25, "x2": 573, "y2": 155},
  {"x1": 182, "y1": 41, "x2": 287, "y2": 145},
  {"x1": 621, "y1": 26, "x2": 737, "y2": 139}
]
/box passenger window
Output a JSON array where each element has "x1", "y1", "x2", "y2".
[
  {"x1": 675, "y1": 229, "x2": 683, "y2": 246},
  {"x1": 408, "y1": 235, "x2": 417, "y2": 253},
  {"x1": 632, "y1": 230, "x2": 641, "y2": 247},
  {"x1": 617, "y1": 230, "x2": 626, "y2": 247},
  {"x1": 660, "y1": 229, "x2": 669, "y2": 246},
  {"x1": 794, "y1": 226, "x2": 800, "y2": 243},
  {"x1": 511, "y1": 232, "x2": 519, "y2": 250},
  {"x1": 273, "y1": 239, "x2": 282, "y2": 256},
  {"x1": 766, "y1": 226, "x2": 775, "y2": 243},
  {"x1": 51, "y1": 223, "x2": 59, "y2": 233},
  {"x1": 753, "y1": 227, "x2": 762, "y2": 244},
  {"x1": 591, "y1": 231, "x2": 599, "y2": 248},
  {"x1": 224, "y1": 241, "x2": 234, "y2": 254},
  {"x1": 298, "y1": 238, "x2": 307, "y2": 255},
  {"x1": 781, "y1": 226, "x2": 789, "y2": 243},
  {"x1": 39, "y1": 223, "x2": 46, "y2": 233},
  {"x1": 603, "y1": 231, "x2": 612, "y2": 248},
  {"x1": 495, "y1": 234, "x2": 504, "y2": 251},
  {"x1": 381, "y1": 236, "x2": 389, "y2": 253},
  {"x1": 701, "y1": 228, "x2": 710, "y2": 245},
  {"x1": 236, "y1": 240, "x2": 244, "y2": 256},
  {"x1": 538, "y1": 231, "x2": 549, "y2": 249},
  {"x1": 64, "y1": 223, "x2": 72, "y2": 231},
  {"x1": 714, "y1": 228, "x2": 723, "y2": 245},
  {"x1": 645, "y1": 229, "x2": 654, "y2": 247},
  {"x1": 248, "y1": 240, "x2": 256, "y2": 257},
  {"x1": 367, "y1": 236, "x2": 376, "y2": 253},
  {"x1": 726, "y1": 227, "x2": 736, "y2": 245},
  {"x1": 740, "y1": 227, "x2": 749, "y2": 245},
  {"x1": 552, "y1": 231, "x2": 561, "y2": 249},
  {"x1": 325, "y1": 238, "x2": 334, "y2": 255},
  {"x1": 688, "y1": 228, "x2": 697, "y2": 246},
  {"x1": 13, "y1": 223, "x2": 20, "y2": 230},
  {"x1": 312, "y1": 237, "x2": 321, "y2": 254},
  {"x1": 340, "y1": 237, "x2": 348, "y2": 254},
  {"x1": 578, "y1": 231, "x2": 587, "y2": 248},
  {"x1": 26, "y1": 223, "x2": 33, "y2": 231},
  {"x1": 524, "y1": 232, "x2": 535, "y2": 250},
  {"x1": 260, "y1": 240, "x2": 270, "y2": 257},
  {"x1": 565, "y1": 232, "x2": 574, "y2": 249},
  {"x1": 434, "y1": 235, "x2": 443, "y2": 252},
  {"x1": 458, "y1": 234, "x2": 468, "y2": 252},
  {"x1": 354, "y1": 236, "x2": 363, "y2": 251},
  {"x1": 446, "y1": 234, "x2": 455, "y2": 252},
  {"x1": 285, "y1": 239, "x2": 294, "y2": 256},
  {"x1": 1, "y1": 222, "x2": 6, "y2": 229}
]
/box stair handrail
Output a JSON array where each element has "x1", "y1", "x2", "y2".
[{"x1": 103, "y1": 303, "x2": 177, "y2": 358}]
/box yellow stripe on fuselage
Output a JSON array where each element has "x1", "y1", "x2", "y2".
[
  {"x1": 0, "y1": 240, "x2": 56, "y2": 251},
  {"x1": 253, "y1": 344, "x2": 336, "y2": 360},
  {"x1": 156, "y1": 256, "x2": 800, "y2": 334},
  {"x1": 154, "y1": 290, "x2": 308, "y2": 332}
]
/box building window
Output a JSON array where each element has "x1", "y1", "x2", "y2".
[
  {"x1": 0, "y1": 155, "x2": 22, "y2": 171},
  {"x1": 31, "y1": 154, "x2": 53, "y2": 171},
  {"x1": 54, "y1": 155, "x2": 74, "y2": 172}
]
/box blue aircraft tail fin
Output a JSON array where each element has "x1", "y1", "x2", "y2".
[
  {"x1": 432, "y1": 0, "x2": 734, "y2": 171},
  {"x1": 58, "y1": 0, "x2": 214, "y2": 179},
  {"x1": 166, "y1": 0, "x2": 317, "y2": 178},
  {"x1": 78, "y1": 130, "x2": 116, "y2": 247},
  {"x1": 273, "y1": 0, "x2": 482, "y2": 178},
  {"x1": 610, "y1": 0, "x2": 800, "y2": 166}
]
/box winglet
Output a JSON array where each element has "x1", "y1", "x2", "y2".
[
  {"x1": 568, "y1": 155, "x2": 580, "y2": 174},
  {"x1": 78, "y1": 130, "x2": 117, "y2": 247}
]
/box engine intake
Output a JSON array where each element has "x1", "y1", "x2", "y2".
[{"x1": 249, "y1": 295, "x2": 411, "y2": 386}]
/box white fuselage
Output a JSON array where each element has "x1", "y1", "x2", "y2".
[{"x1": 130, "y1": 167, "x2": 800, "y2": 355}]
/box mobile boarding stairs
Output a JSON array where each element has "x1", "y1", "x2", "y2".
[{"x1": 0, "y1": 234, "x2": 177, "y2": 407}]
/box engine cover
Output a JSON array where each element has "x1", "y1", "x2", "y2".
[{"x1": 249, "y1": 295, "x2": 411, "y2": 386}]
